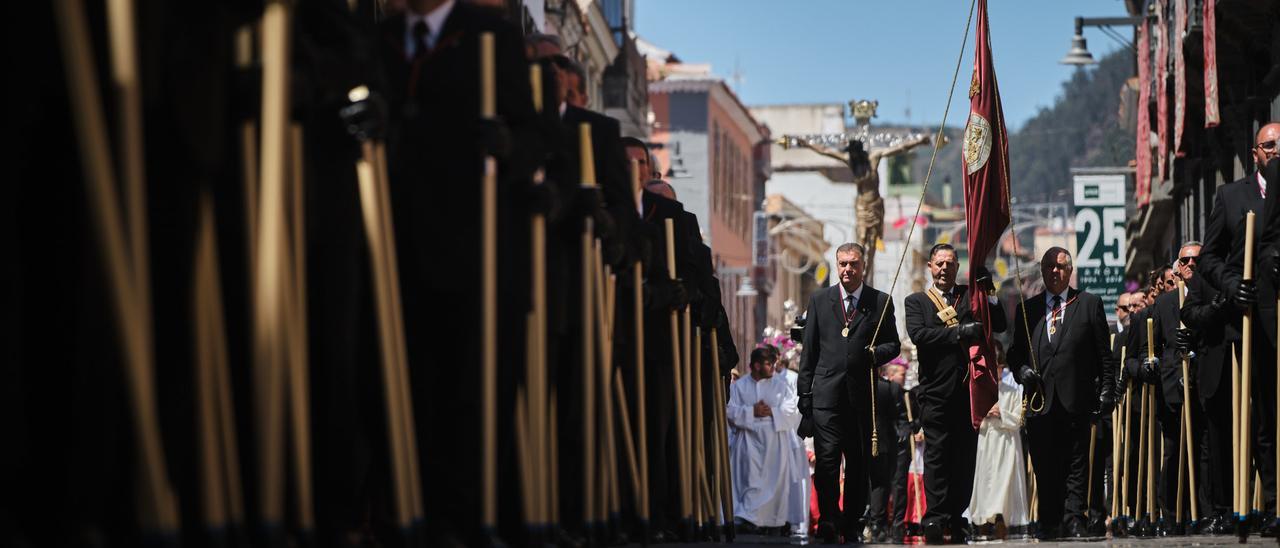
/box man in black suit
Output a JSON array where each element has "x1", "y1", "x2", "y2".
[
  {"x1": 378, "y1": 1, "x2": 538, "y2": 544},
  {"x1": 1141, "y1": 243, "x2": 1211, "y2": 534},
  {"x1": 1182, "y1": 256, "x2": 1236, "y2": 535},
  {"x1": 865, "y1": 363, "x2": 911, "y2": 543},
  {"x1": 904, "y1": 243, "x2": 1006, "y2": 544},
  {"x1": 1196, "y1": 122, "x2": 1280, "y2": 534},
  {"x1": 1009, "y1": 247, "x2": 1117, "y2": 539},
  {"x1": 797, "y1": 242, "x2": 901, "y2": 543}
]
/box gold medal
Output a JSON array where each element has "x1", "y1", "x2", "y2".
[
  {"x1": 842, "y1": 327, "x2": 849, "y2": 337},
  {"x1": 1048, "y1": 325, "x2": 1057, "y2": 336}
]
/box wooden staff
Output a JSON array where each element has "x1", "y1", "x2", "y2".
[
  {"x1": 236, "y1": 25, "x2": 259, "y2": 274},
  {"x1": 524, "y1": 62, "x2": 550, "y2": 535},
  {"x1": 1232, "y1": 346, "x2": 1241, "y2": 518},
  {"x1": 682, "y1": 304, "x2": 694, "y2": 533},
  {"x1": 1146, "y1": 382, "x2": 1156, "y2": 527},
  {"x1": 693, "y1": 327, "x2": 705, "y2": 533},
  {"x1": 594, "y1": 245, "x2": 620, "y2": 526},
  {"x1": 631, "y1": 161, "x2": 650, "y2": 533},
  {"x1": 664, "y1": 219, "x2": 692, "y2": 528},
  {"x1": 206, "y1": 198, "x2": 246, "y2": 530},
  {"x1": 1136, "y1": 384, "x2": 1149, "y2": 525},
  {"x1": 578, "y1": 121, "x2": 599, "y2": 533},
  {"x1": 479, "y1": 32, "x2": 500, "y2": 534},
  {"x1": 1177, "y1": 280, "x2": 1198, "y2": 521},
  {"x1": 284, "y1": 123, "x2": 315, "y2": 535},
  {"x1": 1239, "y1": 210, "x2": 1256, "y2": 520},
  {"x1": 1122, "y1": 360, "x2": 1133, "y2": 522},
  {"x1": 54, "y1": 0, "x2": 179, "y2": 533},
  {"x1": 1112, "y1": 344, "x2": 1125, "y2": 522},
  {"x1": 1027, "y1": 457, "x2": 1038, "y2": 524},
  {"x1": 1086, "y1": 423, "x2": 1097, "y2": 519},
  {"x1": 194, "y1": 195, "x2": 229, "y2": 533},
  {"x1": 515, "y1": 388, "x2": 535, "y2": 527},
  {"x1": 355, "y1": 145, "x2": 412, "y2": 530},
  {"x1": 372, "y1": 140, "x2": 425, "y2": 523},
  {"x1": 250, "y1": 0, "x2": 294, "y2": 529},
  {"x1": 711, "y1": 331, "x2": 734, "y2": 535},
  {"x1": 1176, "y1": 409, "x2": 1186, "y2": 525},
  {"x1": 613, "y1": 371, "x2": 641, "y2": 506},
  {"x1": 550, "y1": 389, "x2": 561, "y2": 525}
]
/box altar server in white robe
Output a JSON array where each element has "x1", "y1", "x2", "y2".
[
  {"x1": 773, "y1": 347, "x2": 811, "y2": 536},
  {"x1": 968, "y1": 341, "x2": 1029, "y2": 528},
  {"x1": 728, "y1": 348, "x2": 806, "y2": 528}
]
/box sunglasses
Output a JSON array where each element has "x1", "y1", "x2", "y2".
[
  {"x1": 1258, "y1": 140, "x2": 1278, "y2": 152},
  {"x1": 1177, "y1": 255, "x2": 1198, "y2": 265}
]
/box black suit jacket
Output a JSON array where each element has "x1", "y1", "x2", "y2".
[
  {"x1": 1200, "y1": 173, "x2": 1264, "y2": 303},
  {"x1": 1008, "y1": 288, "x2": 1116, "y2": 415},
  {"x1": 1141, "y1": 290, "x2": 1190, "y2": 408},
  {"x1": 1180, "y1": 273, "x2": 1230, "y2": 399},
  {"x1": 377, "y1": 4, "x2": 537, "y2": 293},
  {"x1": 904, "y1": 285, "x2": 1007, "y2": 404},
  {"x1": 874, "y1": 378, "x2": 908, "y2": 445},
  {"x1": 797, "y1": 284, "x2": 901, "y2": 410}
]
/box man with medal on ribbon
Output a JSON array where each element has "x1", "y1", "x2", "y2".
[
  {"x1": 1008, "y1": 247, "x2": 1117, "y2": 539},
  {"x1": 904, "y1": 243, "x2": 1006, "y2": 544},
  {"x1": 797, "y1": 242, "x2": 902, "y2": 544}
]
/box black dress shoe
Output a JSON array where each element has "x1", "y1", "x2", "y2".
[
  {"x1": 922, "y1": 520, "x2": 945, "y2": 545},
  {"x1": 890, "y1": 523, "x2": 907, "y2": 544},
  {"x1": 949, "y1": 521, "x2": 971, "y2": 544},
  {"x1": 1261, "y1": 518, "x2": 1278, "y2": 538},
  {"x1": 1086, "y1": 516, "x2": 1106, "y2": 537},
  {"x1": 816, "y1": 521, "x2": 840, "y2": 544},
  {"x1": 1063, "y1": 520, "x2": 1086, "y2": 538},
  {"x1": 1034, "y1": 525, "x2": 1059, "y2": 541}
]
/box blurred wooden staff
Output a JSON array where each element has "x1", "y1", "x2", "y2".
[
  {"x1": 1133, "y1": 318, "x2": 1152, "y2": 533},
  {"x1": 664, "y1": 219, "x2": 693, "y2": 534},
  {"x1": 1238, "y1": 211, "x2": 1256, "y2": 523},
  {"x1": 681, "y1": 274, "x2": 694, "y2": 537},
  {"x1": 577, "y1": 121, "x2": 600, "y2": 537},
  {"x1": 628, "y1": 159, "x2": 651, "y2": 537},
  {"x1": 53, "y1": 0, "x2": 178, "y2": 535},
  {"x1": 1176, "y1": 281, "x2": 1198, "y2": 523},
  {"x1": 1232, "y1": 347, "x2": 1240, "y2": 521},
  {"x1": 236, "y1": 24, "x2": 259, "y2": 274},
  {"x1": 711, "y1": 334, "x2": 734, "y2": 541},
  {"x1": 350, "y1": 83, "x2": 425, "y2": 536},
  {"x1": 1113, "y1": 345, "x2": 1127, "y2": 529},
  {"x1": 692, "y1": 328, "x2": 706, "y2": 535},
  {"x1": 193, "y1": 193, "x2": 247, "y2": 539},
  {"x1": 479, "y1": 32, "x2": 501, "y2": 537},
  {"x1": 517, "y1": 63, "x2": 551, "y2": 540},
  {"x1": 593, "y1": 240, "x2": 621, "y2": 531}
]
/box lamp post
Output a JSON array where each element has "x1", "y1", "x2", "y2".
[{"x1": 1060, "y1": 15, "x2": 1151, "y2": 66}]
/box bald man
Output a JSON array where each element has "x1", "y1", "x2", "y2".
[{"x1": 1197, "y1": 122, "x2": 1280, "y2": 535}]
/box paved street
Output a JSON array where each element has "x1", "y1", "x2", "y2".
[{"x1": 650, "y1": 534, "x2": 1277, "y2": 547}]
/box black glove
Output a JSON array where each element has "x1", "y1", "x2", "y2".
[
  {"x1": 526, "y1": 179, "x2": 560, "y2": 219},
  {"x1": 1233, "y1": 278, "x2": 1257, "y2": 311},
  {"x1": 1095, "y1": 390, "x2": 1116, "y2": 420},
  {"x1": 338, "y1": 90, "x2": 388, "y2": 143},
  {"x1": 1270, "y1": 255, "x2": 1280, "y2": 290},
  {"x1": 1175, "y1": 327, "x2": 1195, "y2": 359},
  {"x1": 1209, "y1": 290, "x2": 1229, "y2": 314},
  {"x1": 956, "y1": 321, "x2": 984, "y2": 342},
  {"x1": 1141, "y1": 357, "x2": 1160, "y2": 384},
  {"x1": 475, "y1": 117, "x2": 511, "y2": 160},
  {"x1": 799, "y1": 393, "x2": 813, "y2": 417},
  {"x1": 973, "y1": 266, "x2": 994, "y2": 294},
  {"x1": 1017, "y1": 365, "x2": 1041, "y2": 386},
  {"x1": 645, "y1": 277, "x2": 688, "y2": 312},
  {"x1": 798, "y1": 416, "x2": 815, "y2": 439}
]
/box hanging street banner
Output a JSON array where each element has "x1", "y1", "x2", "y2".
[{"x1": 1073, "y1": 175, "x2": 1127, "y2": 323}]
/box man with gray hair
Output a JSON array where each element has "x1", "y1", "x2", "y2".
[
  {"x1": 796, "y1": 242, "x2": 901, "y2": 543},
  {"x1": 1008, "y1": 247, "x2": 1117, "y2": 539}
]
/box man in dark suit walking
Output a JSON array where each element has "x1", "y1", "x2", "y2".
[
  {"x1": 904, "y1": 243, "x2": 1006, "y2": 544},
  {"x1": 797, "y1": 242, "x2": 901, "y2": 544},
  {"x1": 1009, "y1": 247, "x2": 1117, "y2": 539}
]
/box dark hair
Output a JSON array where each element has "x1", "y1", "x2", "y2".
[
  {"x1": 550, "y1": 54, "x2": 586, "y2": 94},
  {"x1": 929, "y1": 243, "x2": 956, "y2": 261},
  {"x1": 836, "y1": 242, "x2": 865, "y2": 258},
  {"x1": 749, "y1": 348, "x2": 771, "y2": 366},
  {"x1": 764, "y1": 344, "x2": 780, "y2": 360}
]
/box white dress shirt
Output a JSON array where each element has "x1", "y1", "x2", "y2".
[
  {"x1": 404, "y1": 0, "x2": 455, "y2": 58},
  {"x1": 1044, "y1": 288, "x2": 1070, "y2": 342}
]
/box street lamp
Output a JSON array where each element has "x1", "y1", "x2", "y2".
[{"x1": 1059, "y1": 15, "x2": 1150, "y2": 66}]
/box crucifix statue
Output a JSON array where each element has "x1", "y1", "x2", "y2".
[{"x1": 786, "y1": 100, "x2": 937, "y2": 285}]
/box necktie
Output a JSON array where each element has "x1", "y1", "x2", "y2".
[
  {"x1": 412, "y1": 20, "x2": 430, "y2": 59},
  {"x1": 1050, "y1": 295, "x2": 1063, "y2": 337},
  {"x1": 944, "y1": 290, "x2": 954, "y2": 307},
  {"x1": 846, "y1": 295, "x2": 856, "y2": 316}
]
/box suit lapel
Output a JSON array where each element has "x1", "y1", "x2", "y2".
[
  {"x1": 1028, "y1": 292, "x2": 1048, "y2": 350},
  {"x1": 848, "y1": 287, "x2": 873, "y2": 335},
  {"x1": 830, "y1": 286, "x2": 845, "y2": 337}
]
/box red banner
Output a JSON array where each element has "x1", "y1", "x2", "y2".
[
  {"x1": 961, "y1": 0, "x2": 1009, "y2": 431},
  {"x1": 1136, "y1": 20, "x2": 1152, "y2": 207},
  {"x1": 1156, "y1": 0, "x2": 1168, "y2": 181},
  {"x1": 1174, "y1": 0, "x2": 1187, "y2": 155},
  {"x1": 1204, "y1": 0, "x2": 1220, "y2": 127}
]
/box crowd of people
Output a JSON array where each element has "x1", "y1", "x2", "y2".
[{"x1": 725, "y1": 123, "x2": 1280, "y2": 544}]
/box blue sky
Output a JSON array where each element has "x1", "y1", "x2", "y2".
[{"x1": 635, "y1": 0, "x2": 1134, "y2": 131}]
